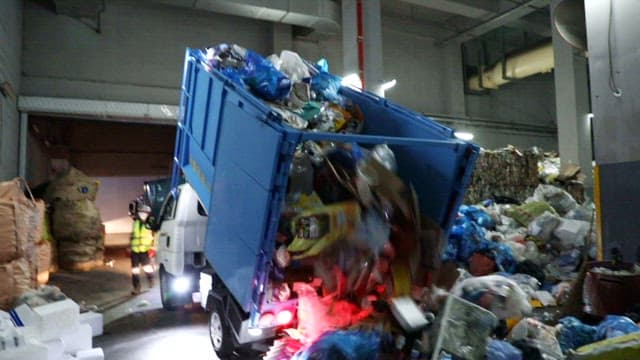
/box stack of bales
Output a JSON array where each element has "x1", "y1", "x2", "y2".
[
  {"x1": 464, "y1": 146, "x2": 543, "y2": 204},
  {"x1": 45, "y1": 168, "x2": 104, "y2": 271},
  {"x1": 0, "y1": 178, "x2": 46, "y2": 310}
]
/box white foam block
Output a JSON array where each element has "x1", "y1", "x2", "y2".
[
  {"x1": 13, "y1": 304, "x2": 38, "y2": 327},
  {"x1": 390, "y1": 297, "x2": 429, "y2": 332},
  {"x1": 0, "y1": 341, "x2": 48, "y2": 360},
  {"x1": 75, "y1": 348, "x2": 104, "y2": 360},
  {"x1": 43, "y1": 338, "x2": 64, "y2": 360},
  {"x1": 32, "y1": 299, "x2": 79, "y2": 342},
  {"x1": 60, "y1": 324, "x2": 92, "y2": 354},
  {"x1": 78, "y1": 312, "x2": 103, "y2": 337}
]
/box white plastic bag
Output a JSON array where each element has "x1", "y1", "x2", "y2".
[
  {"x1": 528, "y1": 211, "x2": 561, "y2": 242},
  {"x1": 279, "y1": 50, "x2": 310, "y2": 83},
  {"x1": 451, "y1": 275, "x2": 532, "y2": 319},
  {"x1": 553, "y1": 219, "x2": 590, "y2": 250},
  {"x1": 531, "y1": 184, "x2": 578, "y2": 216}
]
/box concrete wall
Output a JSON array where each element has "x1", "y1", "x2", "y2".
[
  {"x1": 20, "y1": 0, "x2": 557, "y2": 151},
  {"x1": 0, "y1": 0, "x2": 22, "y2": 181},
  {"x1": 22, "y1": 0, "x2": 273, "y2": 105},
  {"x1": 466, "y1": 73, "x2": 556, "y2": 127},
  {"x1": 465, "y1": 73, "x2": 557, "y2": 150}
]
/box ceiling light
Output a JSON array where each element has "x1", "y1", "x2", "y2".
[
  {"x1": 341, "y1": 73, "x2": 363, "y2": 89},
  {"x1": 454, "y1": 131, "x2": 474, "y2": 141},
  {"x1": 380, "y1": 79, "x2": 397, "y2": 91}
]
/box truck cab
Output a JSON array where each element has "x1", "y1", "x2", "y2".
[{"x1": 156, "y1": 183, "x2": 207, "y2": 309}]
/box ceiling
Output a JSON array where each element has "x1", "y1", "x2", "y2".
[{"x1": 381, "y1": 0, "x2": 551, "y2": 45}]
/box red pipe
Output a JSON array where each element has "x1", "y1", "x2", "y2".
[{"x1": 356, "y1": 0, "x2": 365, "y2": 89}]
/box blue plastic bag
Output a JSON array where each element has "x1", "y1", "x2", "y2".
[
  {"x1": 311, "y1": 71, "x2": 344, "y2": 104},
  {"x1": 486, "y1": 340, "x2": 523, "y2": 360},
  {"x1": 293, "y1": 330, "x2": 380, "y2": 360},
  {"x1": 459, "y1": 205, "x2": 496, "y2": 229},
  {"x1": 596, "y1": 315, "x2": 640, "y2": 340},
  {"x1": 443, "y1": 208, "x2": 516, "y2": 273},
  {"x1": 476, "y1": 241, "x2": 517, "y2": 273},
  {"x1": 557, "y1": 316, "x2": 598, "y2": 353},
  {"x1": 241, "y1": 49, "x2": 292, "y2": 101}
]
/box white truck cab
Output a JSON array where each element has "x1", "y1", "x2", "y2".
[{"x1": 156, "y1": 183, "x2": 208, "y2": 309}]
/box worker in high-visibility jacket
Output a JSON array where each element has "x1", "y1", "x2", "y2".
[{"x1": 130, "y1": 203, "x2": 155, "y2": 295}]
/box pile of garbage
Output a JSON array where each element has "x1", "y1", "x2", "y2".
[
  {"x1": 465, "y1": 146, "x2": 543, "y2": 205},
  {"x1": 199, "y1": 44, "x2": 638, "y2": 359},
  {"x1": 0, "y1": 291, "x2": 104, "y2": 360},
  {"x1": 0, "y1": 178, "x2": 48, "y2": 310},
  {"x1": 446, "y1": 184, "x2": 596, "y2": 284},
  {"x1": 258, "y1": 139, "x2": 445, "y2": 358},
  {"x1": 263, "y1": 173, "x2": 637, "y2": 359},
  {"x1": 45, "y1": 167, "x2": 104, "y2": 272},
  {"x1": 465, "y1": 147, "x2": 587, "y2": 206},
  {"x1": 201, "y1": 44, "x2": 364, "y2": 134},
  {"x1": 539, "y1": 155, "x2": 586, "y2": 204}
]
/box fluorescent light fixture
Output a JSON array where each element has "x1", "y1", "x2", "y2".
[
  {"x1": 380, "y1": 79, "x2": 397, "y2": 91},
  {"x1": 341, "y1": 73, "x2": 362, "y2": 89},
  {"x1": 454, "y1": 131, "x2": 474, "y2": 141},
  {"x1": 172, "y1": 276, "x2": 191, "y2": 293}
]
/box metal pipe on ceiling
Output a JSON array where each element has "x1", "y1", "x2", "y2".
[{"x1": 468, "y1": 41, "x2": 553, "y2": 91}]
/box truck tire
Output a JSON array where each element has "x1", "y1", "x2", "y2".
[
  {"x1": 209, "y1": 298, "x2": 236, "y2": 358},
  {"x1": 159, "y1": 266, "x2": 187, "y2": 310}
]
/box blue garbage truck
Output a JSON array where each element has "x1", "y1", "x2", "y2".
[{"x1": 162, "y1": 48, "x2": 479, "y2": 357}]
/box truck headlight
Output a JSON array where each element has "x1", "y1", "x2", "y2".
[{"x1": 172, "y1": 276, "x2": 191, "y2": 293}]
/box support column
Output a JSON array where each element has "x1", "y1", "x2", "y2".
[
  {"x1": 272, "y1": 23, "x2": 292, "y2": 55},
  {"x1": 342, "y1": 0, "x2": 384, "y2": 96},
  {"x1": 18, "y1": 112, "x2": 28, "y2": 178},
  {"x1": 341, "y1": 0, "x2": 358, "y2": 78},
  {"x1": 585, "y1": 0, "x2": 640, "y2": 261},
  {"x1": 442, "y1": 43, "x2": 466, "y2": 116},
  {"x1": 551, "y1": 0, "x2": 593, "y2": 194},
  {"x1": 362, "y1": 0, "x2": 384, "y2": 96}
]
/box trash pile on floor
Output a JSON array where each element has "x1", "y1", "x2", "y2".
[
  {"x1": 465, "y1": 147, "x2": 587, "y2": 205},
  {"x1": 0, "y1": 287, "x2": 104, "y2": 360},
  {"x1": 262, "y1": 176, "x2": 640, "y2": 359},
  {"x1": 198, "y1": 44, "x2": 639, "y2": 359}
]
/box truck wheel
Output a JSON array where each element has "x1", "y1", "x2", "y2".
[
  {"x1": 209, "y1": 299, "x2": 236, "y2": 357},
  {"x1": 159, "y1": 266, "x2": 182, "y2": 310}
]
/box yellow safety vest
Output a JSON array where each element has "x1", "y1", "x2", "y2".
[{"x1": 131, "y1": 219, "x2": 154, "y2": 253}]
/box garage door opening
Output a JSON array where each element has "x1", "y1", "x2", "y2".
[{"x1": 27, "y1": 115, "x2": 176, "y2": 247}]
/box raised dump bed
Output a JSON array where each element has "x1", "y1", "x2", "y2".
[{"x1": 172, "y1": 48, "x2": 480, "y2": 325}]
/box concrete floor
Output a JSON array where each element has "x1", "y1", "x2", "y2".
[{"x1": 47, "y1": 248, "x2": 220, "y2": 359}]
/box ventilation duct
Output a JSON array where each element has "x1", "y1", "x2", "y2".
[
  {"x1": 150, "y1": 0, "x2": 340, "y2": 35},
  {"x1": 468, "y1": 41, "x2": 553, "y2": 91},
  {"x1": 553, "y1": 0, "x2": 587, "y2": 51}
]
